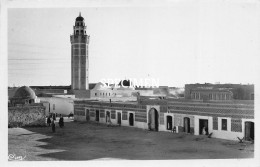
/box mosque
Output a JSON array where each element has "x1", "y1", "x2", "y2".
[
  {"x1": 70, "y1": 13, "x2": 254, "y2": 141},
  {"x1": 8, "y1": 13, "x2": 254, "y2": 142}
]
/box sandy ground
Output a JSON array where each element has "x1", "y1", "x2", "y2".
[{"x1": 8, "y1": 118, "x2": 254, "y2": 161}]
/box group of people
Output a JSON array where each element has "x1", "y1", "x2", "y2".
[{"x1": 47, "y1": 113, "x2": 64, "y2": 132}]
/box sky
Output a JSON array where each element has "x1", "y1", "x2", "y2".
[{"x1": 7, "y1": 1, "x2": 260, "y2": 87}]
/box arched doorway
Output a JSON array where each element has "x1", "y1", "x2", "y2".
[
  {"x1": 166, "y1": 115, "x2": 173, "y2": 130},
  {"x1": 86, "y1": 109, "x2": 90, "y2": 121},
  {"x1": 245, "y1": 121, "x2": 254, "y2": 141},
  {"x1": 184, "y1": 117, "x2": 190, "y2": 133},
  {"x1": 148, "y1": 108, "x2": 159, "y2": 131}
]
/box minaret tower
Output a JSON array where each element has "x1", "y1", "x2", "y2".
[{"x1": 70, "y1": 12, "x2": 90, "y2": 90}]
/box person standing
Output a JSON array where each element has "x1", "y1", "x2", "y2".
[
  {"x1": 51, "y1": 120, "x2": 56, "y2": 132},
  {"x1": 59, "y1": 116, "x2": 64, "y2": 128},
  {"x1": 47, "y1": 116, "x2": 51, "y2": 126},
  {"x1": 53, "y1": 113, "x2": 56, "y2": 121}
]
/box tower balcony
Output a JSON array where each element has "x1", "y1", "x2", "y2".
[{"x1": 70, "y1": 35, "x2": 90, "y2": 44}]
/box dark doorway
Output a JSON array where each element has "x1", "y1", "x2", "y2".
[
  {"x1": 184, "y1": 117, "x2": 190, "y2": 133},
  {"x1": 166, "y1": 115, "x2": 173, "y2": 130},
  {"x1": 199, "y1": 119, "x2": 208, "y2": 135},
  {"x1": 86, "y1": 109, "x2": 90, "y2": 121},
  {"x1": 95, "y1": 110, "x2": 99, "y2": 122},
  {"x1": 117, "y1": 112, "x2": 122, "y2": 125},
  {"x1": 106, "y1": 111, "x2": 110, "y2": 123},
  {"x1": 148, "y1": 108, "x2": 159, "y2": 131},
  {"x1": 245, "y1": 121, "x2": 254, "y2": 141},
  {"x1": 129, "y1": 113, "x2": 134, "y2": 126}
]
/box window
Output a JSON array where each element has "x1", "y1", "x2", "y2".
[
  {"x1": 226, "y1": 94, "x2": 230, "y2": 100},
  {"x1": 222, "y1": 94, "x2": 225, "y2": 100},
  {"x1": 195, "y1": 93, "x2": 200, "y2": 99},
  {"x1": 95, "y1": 93, "x2": 97, "y2": 96},
  {"x1": 53, "y1": 104, "x2": 55, "y2": 110},
  {"x1": 191, "y1": 93, "x2": 195, "y2": 99},
  {"x1": 221, "y1": 119, "x2": 227, "y2": 130}
]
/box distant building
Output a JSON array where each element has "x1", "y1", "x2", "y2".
[
  {"x1": 90, "y1": 82, "x2": 136, "y2": 98},
  {"x1": 39, "y1": 95, "x2": 74, "y2": 116},
  {"x1": 185, "y1": 83, "x2": 254, "y2": 101}
]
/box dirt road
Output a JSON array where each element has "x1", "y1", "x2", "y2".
[{"x1": 8, "y1": 119, "x2": 254, "y2": 160}]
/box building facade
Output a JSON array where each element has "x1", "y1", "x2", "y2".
[
  {"x1": 39, "y1": 96, "x2": 74, "y2": 116},
  {"x1": 70, "y1": 13, "x2": 90, "y2": 90},
  {"x1": 74, "y1": 99, "x2": 254, "y2": 141}
]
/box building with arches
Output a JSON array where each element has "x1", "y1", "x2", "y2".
[{"x1": 74, "y1": 92, "x2": 254, "y2": 141}]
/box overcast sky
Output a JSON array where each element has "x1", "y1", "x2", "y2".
[{"x1": 7, "y1": 1, "x2": 260, "y2": 87}]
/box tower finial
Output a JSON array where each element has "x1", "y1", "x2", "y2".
[{"x1": 79, "y1": 12, "x2": 81, "y2": 17}]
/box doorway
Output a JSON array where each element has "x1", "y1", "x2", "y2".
[
  {"x1": 148, "y1": 108, "x2": 159, "y2": 131},
  {"x1": 184, "y1": 117, "x2": 190, "y2": 133},
  {"x1": 166, "y1": 115, "x2": 173, "y2": 130},
  {"x1": 95, "y1": 110, "x2": 99, "y2": 122},
  {"x1": 129, "y1": 113, "x2": 134, "y2": 126},
  {"x1": 199, "y1": 119, "x2": 208, "y2": 135},
  {"x1": 86, "y1": 109, "x2": 90, "y2": 121},
  {"x1": 245, "y1": 121, "x2": 254, "y2": 141},
  {"x1": 106, "y1": 111, "x2": 111, "y2": 123},
  {"x1": 117, "y1": 112, "x2": 122, "y2": 125}
]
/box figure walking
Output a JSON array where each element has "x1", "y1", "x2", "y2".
[{"x1": 51, "y1": 120, "x2": 56, "y2": 132}]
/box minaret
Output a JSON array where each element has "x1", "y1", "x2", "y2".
[{"x1": 70, "y1": 13, "x2": 90, "y2": 90}]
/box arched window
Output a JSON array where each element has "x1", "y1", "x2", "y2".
[{"x1": 76, "y1": 30, "x2": 79, "y2": 35}]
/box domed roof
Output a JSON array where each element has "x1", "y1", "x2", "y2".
[
  {"x1": 93, "y1": 82, "x2": 108, "y2": 90},
  {"x1": 13, "y1": 86, "x2": 36, "y2": 99},
  {"x1": 76, "y1": 12, "x2": 84, "y2": 21}
]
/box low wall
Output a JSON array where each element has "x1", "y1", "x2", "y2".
[{"x1": 8, "y1": 104, "x2": 46, "y2": 127}]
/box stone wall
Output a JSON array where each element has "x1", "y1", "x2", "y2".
[{"x1": 8, "y1": 104, "x2": 46, "y2": 127}]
